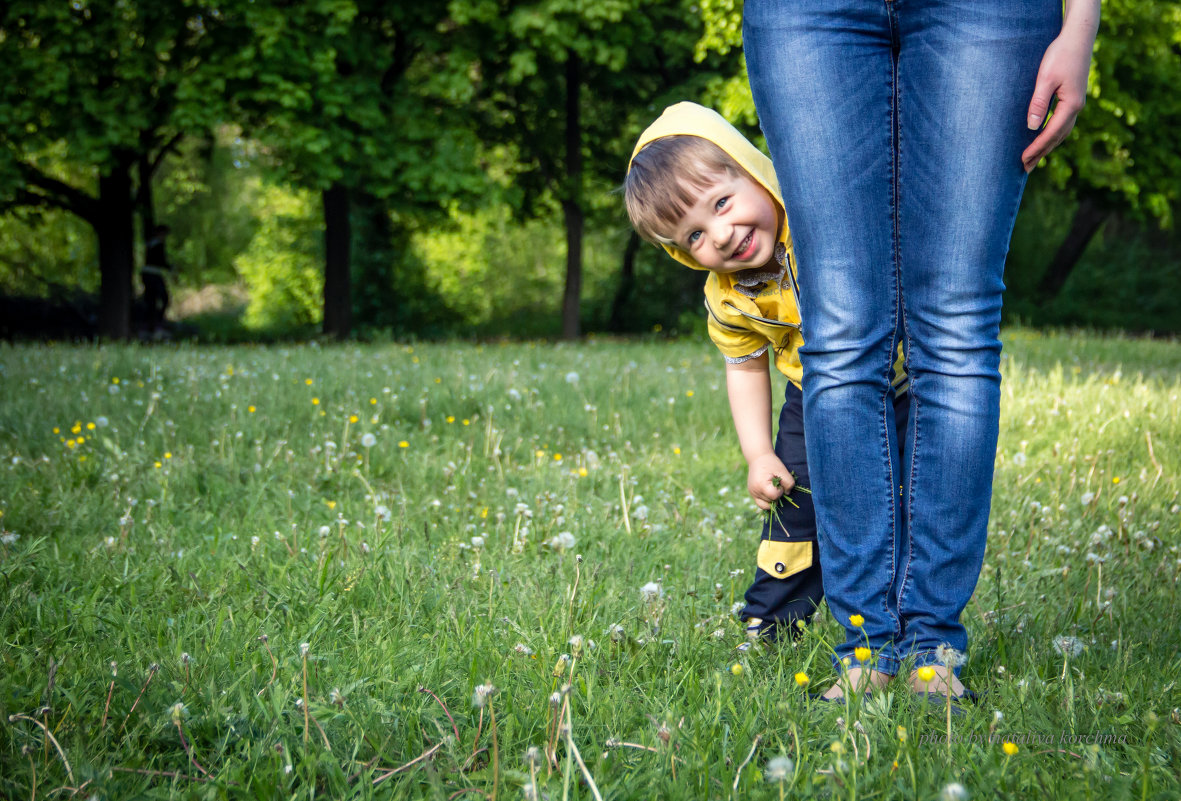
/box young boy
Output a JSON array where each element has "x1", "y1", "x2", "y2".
[{"x1": 624, "y1": 102, "x2": 910, "y2": 642}]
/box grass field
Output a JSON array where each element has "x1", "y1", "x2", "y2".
[{"x1": 1, "y1": 329, "x2": 1180, "y2": 800}]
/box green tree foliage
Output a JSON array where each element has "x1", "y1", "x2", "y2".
[
  {"x1": 234, "y1": 2, "x2": 487, "y2": 337},
  {"x1": 1033, "y1": 0, "x2": 1181, "y2": 299},
  {"x1": 0, "y1": 0, "x2": 257, "y2": 337},
  {"x1": 234, "y1": 182, "x2": 323, "y2": 332},
  {"x1": 453, "y1": 0, "x2": 741, "y2": 339}
]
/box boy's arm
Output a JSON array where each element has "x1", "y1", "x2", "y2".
[{"x1": 725, "y1": 352, "x2": 794, "y2": 510}]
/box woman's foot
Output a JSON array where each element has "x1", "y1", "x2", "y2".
[
  {"x1": 909, "y1": 665, "x2": 967, "y2": 698},
  {"x1": 819, "y1": 666, "x2": 892, "y2": 700}
]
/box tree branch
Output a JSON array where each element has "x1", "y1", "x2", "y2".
[{"x1": 16, "y1": 163, "x2": 100, "y2": 223}]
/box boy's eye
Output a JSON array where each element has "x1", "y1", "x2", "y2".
[
  {"x1": 687, "y1": 231, "x2": 702, "y2": 245},
  {"x1": 715, "y1": 196, "x2": 730, "y2": 211}
]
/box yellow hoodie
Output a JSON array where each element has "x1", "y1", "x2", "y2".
[{"x1": 629, "y1": 102, "x2": 806, "y2": 387}]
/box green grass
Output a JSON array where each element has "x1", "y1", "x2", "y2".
[{"x1": 1, "y1": 329, "x2": 1179, "y2": 800}]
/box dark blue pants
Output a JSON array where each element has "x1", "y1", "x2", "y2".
[{"x1": 742, "y1": 381, "x2": 910, "y2": 640}]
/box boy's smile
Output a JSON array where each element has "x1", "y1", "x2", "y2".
[{"x1": 672, "y1": 171, "x2": 780, "y2": 274}]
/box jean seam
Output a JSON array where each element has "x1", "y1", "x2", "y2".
[
  {"x1": 884, "y1": 7, "x2": 904, "y2": 644},
  {"x1": 894, "y1": 34, "x2": 919, "y2": 645}
]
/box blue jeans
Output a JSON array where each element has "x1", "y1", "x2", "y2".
[{"x1": 744, "y1": 0, "x2": 1059, "y2": 674}]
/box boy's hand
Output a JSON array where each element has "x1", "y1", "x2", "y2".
[{"x1": 747, "y1": 452, "x2": 794, "y2": 510}]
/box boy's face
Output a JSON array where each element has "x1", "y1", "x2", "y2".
[{"x1": 668, "y1": 170, "x2": 780, "y2": 274}]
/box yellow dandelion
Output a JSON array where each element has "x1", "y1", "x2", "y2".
[
  {"x1": 849, "y1": 614, "x2": 865, "y2": 627},
  {"x1": 76, "y1": 436, "x2": 85, "y2": 445},
  {"x1": 66, "y1": 440, "x2": 76, "y2": 449},
  {"x1": 673, "y1": 447, "x2": 681, "y2": 455},
  {"x1": 86, "y1": 422, "x2": 95, "y2": 430},
  {"x1": 462, "y1": 419, "x2": 470, "y2": 426},
  {"x1": 312, "y1": 398, "x2": 320, "y2": 405},
  {"x1": 1112, "y1": 476, "x2": 1120, "y2": 484},
  {"x1": 412, "y1": 356, "x2": 420, "y2": 364},
  {"x1": 553, "y1": 453, "x2": 562, "y2": 461},
  {"x1": 535, "y1": 449, "x2": 545, "y2": 459},
  {"x1": 686, "y1": 390, "x2": 694, "y2": 397},
  {"x1": 730, "y1": 663, "x2": 743, "y2": 676},
  {"x1": 916, "y1": 666, "x2": 936, "y2": 683},
  {"x1": 794, "y1": 671, "x2": 810, "y2": 687},
  {"x1": 1002, "y1": 742, "x2": 1018, "y2": 756},
  {"x1": 578, "y1": 467, "x2": 588, "y2": 477},
  {"x1": 78, "y1": 455, "x2": 87, "y2": 462},
  {"x1": 480, "y1": 508, "x2": 489, "y2": 519},
  {"x1": 370, "y1": 398, "x2": 377, "y2": 405},
  {"x1": 154, "y1": 461, "x2": 162, "y2": 468},
  {"x1": 854, "y1": 646, "x2": 872, "y2": 662},
  {"x1": 446, "y1": 416, "x2": 455, "y2": 424},
  {"x1": 305, "y1": 378, "x2": 313, "y2": 385},
  {"x1": 398, "y1": 441, "x2": 409, "y2": 448},
  {"x1": 112, "y1": 377, "x2": 120, "y2": 384},
  {"x1": 434, "y1": 377, "x2": 441, "y2": 383},
  {"x1": 325, "y1": 500, "x2": 336, "y2": 510},
  {"x1": 53, "y1": 427, "x2": 60, "y2": 434},
  {"x1": 164, "y1": 452, "x2": 171, "y2": 459},
  {"x1": 71, "y1": 423, "x2": 81, "y2": 435},
  {"x1": 349, "y1": 414, "x2": 358, "y2": 424},
  {"x1": 248, "y1": 405, "x2": 256, "y2": 413}
]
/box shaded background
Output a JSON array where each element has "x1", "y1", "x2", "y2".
[{"x1": 1, "y1": 0, "x2": 1178, "y2": 342}]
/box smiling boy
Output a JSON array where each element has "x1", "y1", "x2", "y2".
[{"x1": 625, "y1": 102, "x2": 909, "y2": 646}]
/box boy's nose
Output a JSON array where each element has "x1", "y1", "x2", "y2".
[{"x1": 710, "y1": 224, "x2": 731, "y2": 249}]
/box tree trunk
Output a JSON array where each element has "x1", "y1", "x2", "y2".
[
  {"x1": 609, "y1": 230, "x2": 641, "y2": 332},
  {"x1": 560, "y1": 52, "x2": 583, "y2": 340},
  {"x1": 96, "y1": 156, "x2": 136, "y2": 340},
  {"x1": 1036, "y1": 195, "x2": 1110, "y2": 300},
  {"x1": 323, "y1": 182, "x2": 352, "y2": 339}
]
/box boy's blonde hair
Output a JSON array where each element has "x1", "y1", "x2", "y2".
[{"x1": 625, "y1": 135, "x2": 744, "y2": 246}]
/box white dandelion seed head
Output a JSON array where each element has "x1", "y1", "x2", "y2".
[
  {"x1": 940, "y1": 782, "x2": 969, "y2": 801},
  {"x1": 935, "y1": 647, "x2": 963, "y2": 671},
  {"x1": 318, "y1": 526, "x2": 331, "y2": 537},
  {"x1": 550, "y1": 531, "x2": 576, "y2": 551},
  {"x1": 607, "y1": 623, "x2": 625, "y2": 642},
  {"x1": 0, "y1": 532, "x2": 18, "y2": 545},
  {"x1": 169, "y1": 702, "x2": 186, "y2": 724},
  {"x1": 765, "y1": 755, "x2": 794, "y2": 782},
  {"x1": 639, "y1": 581, "x2": 663, "y2": 601},
  {"x1": 1081, "y1": 492, "x2": 1095, "y2": 505},
  {"x1": 549, "y1": 691, "x2": 563, "y2": 708},
  {"x1": 1012, "y1": 452, "x2": 1027, "y2": 467},
  {"x1": 471, "y1": 535, "x2": 485, "y2": 549},
  {"x1": 96, "y1": 416, "x2": 109, "y2": 427},
  {"x1": 299, "y1": 642, "x2": 310, "y2": 658},
  {"x1": 180, "y1": 652, "x2": 190, "y2": 665},
  {"x1": 565, "y1": 371, "x2": 580, "y2": 384},
  {"x1": 730, "y1": 601, "x2": 745, "y2": 617},
  {"x1": 1053, "y1": 635, "x2": 1084, "y2": 657},
  {"x1": 361, "y1": 433, "x2": 377, "y2": 448},
  {"x1": 472, "y1": 682, "x2": 496, "y2": 708},
  {"x1": 513, "y1": 643, "x2": 534, "y2": 657}
]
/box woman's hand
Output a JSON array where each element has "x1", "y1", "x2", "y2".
[
  {"x1": 747, "y1": 451, "x2": 793, "y2": 510},
  {"x1": 1022, "y1": 0, "x2": 1100, "y2": 173}
]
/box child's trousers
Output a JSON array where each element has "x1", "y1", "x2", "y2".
[{"x1": 742, "y1": 381, "x2": 910, "y2": 641}]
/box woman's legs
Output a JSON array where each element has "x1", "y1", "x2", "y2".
[{"x1": 744, "y1": 0, "x2": 1058, "y2": 677}]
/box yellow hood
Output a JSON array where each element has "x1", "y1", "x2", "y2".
[{"x1": 628, "y1": 101, "x2": 787, "y2": 272}]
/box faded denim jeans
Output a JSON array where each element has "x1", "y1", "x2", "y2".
[{"x1": 744, "y1": 0, "x2": 1060, "y2": 674}]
